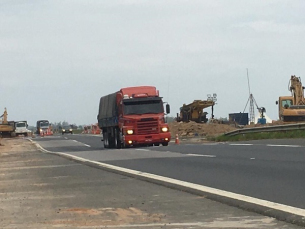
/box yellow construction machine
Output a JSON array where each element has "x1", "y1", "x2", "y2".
[
  {"x1": 176, "y1": 100, "x2": 215, "y2": 123},
  {"x1": 276, "y1": 75, "x2": 305, "y2": 122},
  {"x1": 0, "y1": 108, "x2": 16, "y2": 137}
]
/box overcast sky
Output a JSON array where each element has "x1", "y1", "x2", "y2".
[{"x1": 1, "y1": 0, "x2": 304, "y2": 126}]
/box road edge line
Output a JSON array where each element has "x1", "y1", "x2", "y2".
[{"x1": 28, "y1": 139, "x2": 305, "y2": 227}]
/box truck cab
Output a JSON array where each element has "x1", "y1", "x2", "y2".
[
  {"x1": 277, "y1": 96, "x2": 305, "y2": 121},
  {"x1": 36, "y1": 120, "x2": 52, "y2": 135},
  {"x1": 15, "y1": 121, "x2": 29, "y2": 136}
]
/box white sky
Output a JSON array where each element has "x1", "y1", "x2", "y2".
[{"x1": 1, "y1": 0, "x2": 304, "y2": 126}]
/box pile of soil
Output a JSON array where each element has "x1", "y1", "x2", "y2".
[{"x1": 168, "y1": 121, "x2": 237, "y2": 138}]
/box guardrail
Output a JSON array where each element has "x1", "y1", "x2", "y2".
[{"x1": 224, "y1": 123, "x2": 305, "y2": 136}]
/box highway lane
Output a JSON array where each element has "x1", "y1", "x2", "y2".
[
  {"x1": 4, "y1": 138, "x2": 303, "y2": 228},
  {"x1": 33, "y1": 135, "x2": 305, "y2": 210}
]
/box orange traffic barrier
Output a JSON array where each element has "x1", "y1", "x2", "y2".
[
  {"x1": 175, "y1": 134, "x2": 180, "y2": 145},
  {"x1": 91, "y1": 124, "x2": 101, "y2": 135},
  {"x1": 92, "y1": 125, "x2": 96, "y2": 134}
]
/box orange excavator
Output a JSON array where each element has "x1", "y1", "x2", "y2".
[
  {"x1": 176, "y1": 100, "x2": 215, "y2": 123},
  {"x1": 276, "y1": 75, "x2": 305, "y2": 122},
  {"x1": 0, "y1": 108, "x2": 16, "y2": 137}
]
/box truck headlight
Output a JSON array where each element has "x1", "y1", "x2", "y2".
[
  {"x1": 69, "y1": 129, "x2": 72, "y2": 131},
  {"x1": 161, "y1": 127, "x2": 168, "y2": 132},
  {"x1": 127, "y1": 130, "x2": 133, "y2": 135},
  {"x1": 40, "y1": 129, "x2": 42, "y2": 132},
  {"x1": 62, "y1": 130, "x2": 65, "y2": 132}
]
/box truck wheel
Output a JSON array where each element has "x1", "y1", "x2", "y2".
[
  {"x1": 162, "y1": 142, "x2": 169, "y2": 146},
  {"x1": 103, "y1": 130, "x2": 108, "y2": 148},
  {"x1": 154, "y1": 143, "x2": 160, "y2": 146},
  {"x1": 108, "y1": 128, "x2": 116, "y2": 148},
  {"x1": 104, "y1": 136, "x2": 108, "y2": 148},
  {"x1": 114, "y1": 128, "x2": 121, "y2": 149}
]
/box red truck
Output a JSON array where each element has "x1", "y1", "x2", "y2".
[{"x1": 97, "y1": 86, "x2": 171, "y2": 148}]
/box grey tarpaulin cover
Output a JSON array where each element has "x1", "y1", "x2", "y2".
[{"x1": 97, "y1": 92, "x2": 118, "y2": 127}]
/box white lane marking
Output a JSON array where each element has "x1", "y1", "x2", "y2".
[
  {"x1": 135, "y1": 149, "x2": 150, "y2": 151},
  {"x1": 59, "y1": 154, "x2": 305, "y2": 218},
  {"x1": 202, "y1": 143, "x2": 220, "y2": 146},
  {"x1": 64, "y1": 137, "x2": 68, "y2": 139},
  {"x1": 0, "y1": 164, "x2": 80, "y2": 171},
  {"x1": 267, "y1": 144, "x2": 301, "y2": 148},
  {"x1": 250, "y1": 158, "x2": 255, "y2": 160},
  {"x1": 73, "y1": 134, "x2": 103, "y2": 138},
  {"x1": 230, "y1": 144, "x2": 253, "y2": 146},
  {"x1": 187, "y1": 154, "x2": 216, "y2": 158},
  {"x1": 72, "y1": 139, "x2": 91, "y2": 147},
  {"x1": 30, "y1": 139, "x2": 305, "y2": 219}
]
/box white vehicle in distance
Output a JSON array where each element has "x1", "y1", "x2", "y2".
[{"x1": 15, "y1": 121, "x2": 30, "y2": 136}]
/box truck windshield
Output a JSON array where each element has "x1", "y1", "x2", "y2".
[
  {"x1": 124, "y1": 99, "x2": 163, "y2": 115},
  {"x1": 16, "y1": 123, "x2": 26, "y2": 127},
  {"x1": 281, "y1": 99, "x2": 292, "y2": 108},
  {"x1": 39, "y1": 122, "x2": 49, "y2": 127}
]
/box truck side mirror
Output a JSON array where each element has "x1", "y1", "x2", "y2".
[
  {"x1": 275, "y1": 101, "x2": 278, "y2": 105},
  {"x1": 166, "y1": 104, "x2": 170, "y2": 114}
]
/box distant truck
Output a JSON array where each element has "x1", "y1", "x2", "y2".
[
  {"x1": 36, "y1": 120, "x2": 52, "y2": 135},
  {"x1": 97, "y1": 86, "x2": 171, "y2": 148},
  {"x1": 15, "y1": 121, "x2": 30, "y2": 136}
]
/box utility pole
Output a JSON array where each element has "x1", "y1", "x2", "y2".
[{"x1": 207, "y1": 93, "x2": 217, "y2": 119}]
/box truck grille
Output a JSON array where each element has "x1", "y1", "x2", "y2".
[{"x1": 137, "y1": 118, "x2": 159, "y2": 135}]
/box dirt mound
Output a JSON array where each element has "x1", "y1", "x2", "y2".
[{"x1": 168, "y1": 121, "x2": 237, "y2": 138}]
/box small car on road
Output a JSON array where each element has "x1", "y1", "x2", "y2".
[{"x1": 61, "y1": 126, "x2": 73, "y2": 135}]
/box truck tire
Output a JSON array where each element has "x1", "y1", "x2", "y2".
[
  {"x1": 103, "y1": 129, "x2": 109, "y2": 148},
  {"x1": 114, "y1": 128, "x2": 122, "y2": 149},
  {"x1": 162, "y1": 142, "x2": 168, "y2": 146},
  {"x1": 108, "y1": 128, "x2": 115, "y2": 148}
]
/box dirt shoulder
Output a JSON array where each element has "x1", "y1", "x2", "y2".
[
  {"x1": 168, "y1": 121, "x2": 237, "y2": 138},
  {"x1": 0, "y1": 138, "x2": 301, "y2": 228}
]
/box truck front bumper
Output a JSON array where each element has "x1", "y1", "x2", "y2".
[{"x1": 124, "y1": 133, "x2": 171, "y2": 146}]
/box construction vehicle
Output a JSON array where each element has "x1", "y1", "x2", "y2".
[
  {"x1": 0, "y1": 108, "x2": 16, "y2": 137},
  {"x1": 176, "y1": 100, "x2": 214, "y2": 123},
  {"x1": 276, "y1": 75, "x2": 305, "y2": 122},
  {"x1": 97, "y1": 86, "x2": 171, "y2": 148}
]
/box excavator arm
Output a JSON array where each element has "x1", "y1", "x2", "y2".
[{"x1": 289, "y1": 75, "x2": 305, "y2": 105}]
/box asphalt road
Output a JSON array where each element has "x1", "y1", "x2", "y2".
[
  {"x1": 33, "y1": 134, "x2": 305, "y2": 210},
  {"x1": 2, "y1": 138, "x2": 301, "y2": 228}
]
